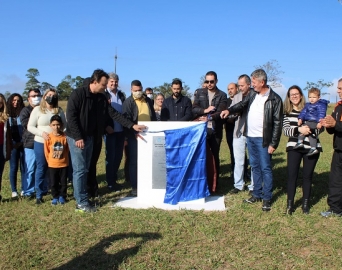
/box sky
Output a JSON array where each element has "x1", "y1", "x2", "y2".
[{"x1": 1, "y1": 0, "x2": 342, "y2": 101}]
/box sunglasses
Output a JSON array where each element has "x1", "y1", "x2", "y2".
[{"x1": 204, "y1": 80, "x2": 215, "y2": 84}]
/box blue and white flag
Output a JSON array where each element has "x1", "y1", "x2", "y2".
[{"x1": 163, "y1": 122, "x2": 210, "y2": 205}]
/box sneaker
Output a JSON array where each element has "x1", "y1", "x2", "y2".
[
  {"x1": 248, "y1": 190, "x2": 253, "y2": 196},
  {"x1": 262, "y1": 200, "x2": 272, "y2": 211},
  {"x1": 321, "y1": 209, "x2": 342, "y2": 217},
  {"x1": 51, "y1": 198, "x2": 58, "y2": 205},
  {"x1": 243, "y1": 196, "x2": 262, "y2": 204},
  {"x1": 306, "y1": 148, "x2": 319, "y2": 156},
  {"x1": 59, "y1": 196, "x2": 66, "y2": 205},
  {"x1": 75, "y1": 204, "x2": 97, "y2": 213},
  {"x1": 36, "y1": 198, "x2": 44, "y2": 205},
  {"x1": 293, "y1": 142, "x2": 304, "y2": 149},
  {"x1": 20, "y1": 191, "x2": 24, "y2": 197},
  {"x1": 131, "y1": 189, "x2": 137, "y2": 196},
  {"x1": 12, "y1": 191, "x2": 18, "y2": 198},
  {"x1": 229, "y1": 188, "x2": 242, "y2": 195}
]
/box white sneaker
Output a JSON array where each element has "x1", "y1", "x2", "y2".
[
  {"x1": 21, "y1": 191, "x2": 24, "y2": 196},
  {"x1": 12, "y1": 191, "x2": 18, "y2": 198}
]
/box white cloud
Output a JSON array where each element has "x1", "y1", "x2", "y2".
[
  {"x1": 0, "y1": 74, "x2": 26, "y2": 94},
  {"x1": 272, "y1": 84, "x2": 288, "y2": 100}
]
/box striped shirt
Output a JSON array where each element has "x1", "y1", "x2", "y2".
[{"x1": 283, "y1": 109, "x2": 323, "y2": 152}]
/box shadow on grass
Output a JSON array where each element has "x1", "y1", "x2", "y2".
[{"x1": 52, "y1": 232, "x2": 161, "y2": 270}]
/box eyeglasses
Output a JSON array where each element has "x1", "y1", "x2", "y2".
[
  {"x1": 289, "y1": 93, "x2": 300, "y2": 97},
  {"x1": 204, "y1": 80, "x2": 215, "y2": 84},
  {"x1": 29, "y1": 95, "x2": 41, "y2": 98}
]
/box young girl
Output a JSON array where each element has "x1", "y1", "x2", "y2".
[
  {"x1": 44, "y1": 115, "x2": 69, "y2": 205},
  {"x1": 0, "y1": 94, "x2": 8, "y2": 201},
  {"x1": 6, "y1": 93, "x2": 25, "y2": 198}
]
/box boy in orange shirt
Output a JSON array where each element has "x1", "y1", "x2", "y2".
[{"x1": 44, "y1": 115, "x2": 69, "y2": 205}]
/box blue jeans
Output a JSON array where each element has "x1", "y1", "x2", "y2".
[
  {"x1": 67, "y1": 136, "x2": 93, "y2": 205},
  {"x1": 247, "y1": 137, "x2": 273, "y2": 200},
  {"x1": 104, "y1": 132, "x2": 125, "y2": 187},
  {"x1": 34, "y1": 141, "x2": 48, "y2": 199},
  {"x1": 9, "y1": 146, "x2": 25, "y2": 193},
  {"x1": 0, "y1": 144, "x2": 5, "y2": 192},
  {"x1": 233, "y1": 136, "x2": 253, "y2": 191},
  {"x1": 23, "y1": 148, "x2": 36, "y2": 196},
  {"x1": 127, "y1": 135, "x2": 137, "y2": 189}
]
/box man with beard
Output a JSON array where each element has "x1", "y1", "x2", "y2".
[{"x1": 161, "y1": 79, "x2": 193, "y2": 121}]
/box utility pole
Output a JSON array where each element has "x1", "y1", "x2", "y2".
[{"x1": 114, "y1": 47, "x2": 118, "y2": 73}]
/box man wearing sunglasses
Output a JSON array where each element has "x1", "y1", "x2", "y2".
[{"x1": 193, "y1": 71, "x2": 228, "y2": 189}]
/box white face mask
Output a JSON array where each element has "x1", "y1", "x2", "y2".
[
  {"x1": 132, "y1": 91, "x2": 143, "y2": 99},
  {"x1": 147, "y1": 94, "x2": 153, "y2": 99},
  {"x1": 31, "y1": 96, "x2": 41, "y2": 106}
]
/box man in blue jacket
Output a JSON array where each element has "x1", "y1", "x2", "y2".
[{"x1": 161, "y1": 79, "x2": 192, "y2": 121}]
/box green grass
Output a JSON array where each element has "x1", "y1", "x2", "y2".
[{"x1": 0, "y1": 103, "x2": 340, "y2": 269}]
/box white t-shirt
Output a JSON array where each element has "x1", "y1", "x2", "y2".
[{"x1": 247, "y1": 89, "x2": 270, "y2": 137}]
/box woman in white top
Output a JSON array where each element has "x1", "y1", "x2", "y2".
[{"x1": 28, "y1": 89, "x2": 66, "y2": 204}]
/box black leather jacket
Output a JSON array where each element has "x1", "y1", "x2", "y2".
[
  {"x1": 192, "y1": 88, "x2": 228, "y2": 135},
  {"x1": 228, "y1": 87, "x2": 283, "y2": 149}
]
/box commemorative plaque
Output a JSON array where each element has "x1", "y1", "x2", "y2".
[{"x1": 152, "y1": 136, "x2": 166, "y2": 189}]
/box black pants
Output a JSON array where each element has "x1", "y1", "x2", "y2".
[
  {"x1": 225, "y1": 128, "x2": 235, "y2": 172},
  {"x1": 49, "y1": 167, "x2": 68, "y2": 198},
  {"x1": 287, "y1": 150, "x2": 319, "y2": 202},
  {"x1": 87, "y1": 136, "x2": 102, "y2": 197},
  {"x1": 327, "y1": 151, "x2": 342, "y2": 213},
  {"x1": 207, "y1": 131, "x2": 222, "y2": 178}
]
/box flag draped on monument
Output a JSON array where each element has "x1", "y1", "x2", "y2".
[{"x1": 163, "y1": 122, "x2": 210, "y2": 205}]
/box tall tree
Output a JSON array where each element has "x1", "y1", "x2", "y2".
[
  {"x1": 304, "y1": 79, "x2": 333, "y2": 101},
  {"x1": 57, "y1": 75, "x2": 75, "y2": 100},
  {"x1": 23, "y1": 68, "x2": 40, "y2": 100},
  {"x1": 199, "y1": 75, "x2": 205, "y2": 88},
  {"x1": 41, "y1": 82, "x2": 54, "y2": 93},
  {"x1": 74, "y1": 76, "x2": 84, "y2": 88},
  {"x1": 254, "y1": 59, "x2": 284, "y2": 88},
  {"x1": 153, "y1": 78, "x2": 192, "y2": 99},
  {"x1": 4, "y1": 91, "x2": 11, "y2": 100}
]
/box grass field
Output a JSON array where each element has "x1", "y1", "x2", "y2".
[{"x1": 0, "y1": 102, "x2": 340, "y2": 269}]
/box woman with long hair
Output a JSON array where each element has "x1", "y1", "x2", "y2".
[
  {"x1": 0, "y1": 94, "x2": 8, "y2": 201},
  {"x1": 154, "y1": 93, "x2": 164, "y2": 121},
  {"x1": 6, "y1": 93, "x2": 25, "y2": 198},
  {"x1": 28, "y1": 89, "x2": 66, "y2": 204},
  {"x1": 282, "y1": 85, "x2": 322, "y2": 215}
]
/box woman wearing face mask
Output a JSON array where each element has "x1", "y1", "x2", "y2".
[
  {"x1": 28, "y1": 89, "x2": 66, "y2": 204},
  {"x1": 154, "y1": 94, "x2": 164, "y2": 121},
  {"x1": 6, "y1": 93, "x2": 25, "y2": 198},
  {"x1": 0, "y1": 94, "x2": 8, "y2": 202}
]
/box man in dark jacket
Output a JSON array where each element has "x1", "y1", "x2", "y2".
[
  {"x1": 221, "y1": 69, "x2": 283, "y2": 211},
  {"x1": 161, "y1": 79, "x2": 192, "y2": 121},
  {"x1": 66, "y1": 69, "x2": 146, "y2": 213},
  {"x1": 321, "y1": 78, "x2": 342, "y2": 217},
  {"x1": 19, "y1": 88, "x2": 42, "y2": 198},
  {"x1": 123, "y1": 80, "x2": 157, "y2": 195},
  {"x1": 192, "y1": 71, "x2": 228, "y2": 184}
]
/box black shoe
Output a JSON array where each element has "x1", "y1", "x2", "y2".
[
  {"x1": 75, "y1": 204, "x2": 97, "y2": 213},
  {"x1": 293, "y1": 143, "x2": 304, "y2": 150},
  {"x1": 244, "y1": 196, "x2": 262, "y2": 204},
  {"x1": 262, "y1": 200, "x2": 272, "y2": 211},
  {"x1": 302, "y1": 199, "x2": 310, "y2": 214},
  {"x1": 108, "y1": 184, "x2": 124, "y2": 192},
  {"x1": 285, "y1": 200, "x2": 294, "y2": 215},
  {"x1": 306, "y1": 148, "x2": 318, "y2": 157},
  {"x1": 36, "y1": 198, "x2": 44, "y2": 205},
  {"x1": 229, "y1": 188, "x2": 241, "y2": 195},
  {"x1": 248, "y1": 190, "x2": 253, "y2": 196}
]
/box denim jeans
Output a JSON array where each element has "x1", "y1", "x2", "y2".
[
  {"x1": 34, "y1": 141, "x2": 48, "y2": 199},
  {"x1": 9, "y1": 146, "x2": 25, "y2": 193},
  {"x1": 104, "y1": 132, "x2": 125, "y2": 187},
  {"x1": 247, "y1": 137, "x2": 273, "y2": 200},
  {"x1": 233, "y1": 136, "x2": 253, "y2": 191},
  {"x1": 67, "y1": 136, "x2": 93, "y2": 205},
  {"x1": 0, "y1": 144, "x2": 5, "y2": 192},
  {"x1": 127, "y1": 135, "x2": 137, "y2": 189},
  {"x1": 23, "y1": 148, "x2": 36, "y2": 196}
]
